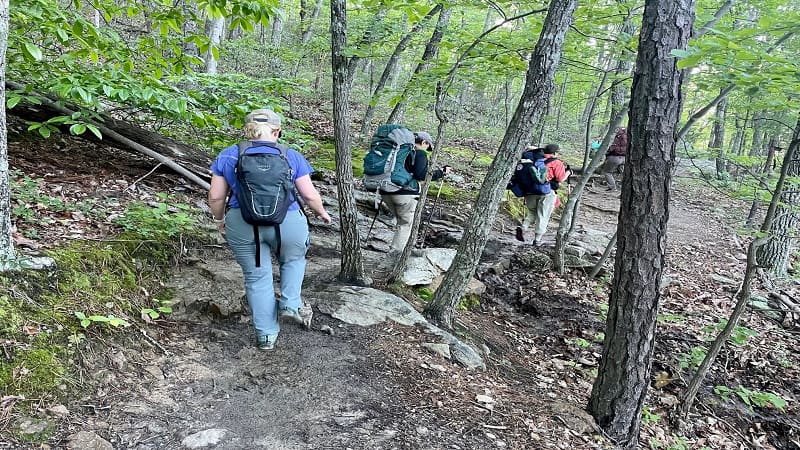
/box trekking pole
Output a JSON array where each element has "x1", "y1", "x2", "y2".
[
  {"x1": 364, "y1": 200, "x2": 382, "y2": 243},
  {"x1": 419, "y1": 179, "x2": 444, "y2": 249}
]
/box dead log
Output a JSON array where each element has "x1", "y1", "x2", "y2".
[
  {"x1": 769, "y1": 291, "x2": 800, "y2": 326},
  {"x1": 6, "y1": 81, "x2": 212, "y2": 190}
]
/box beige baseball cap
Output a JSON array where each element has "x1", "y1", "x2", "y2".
[{"x1": 245, "y1": 109, "x2": 281, "y2": 127}]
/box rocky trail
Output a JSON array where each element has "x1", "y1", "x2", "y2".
[{"x1": 4, "y1": 126, "x2": 799, "y2": 449}]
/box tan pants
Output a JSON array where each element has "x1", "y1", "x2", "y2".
[
  {"x1": 522, "y1": 192, "x2": 557, "y2": 241},
  {"x1": 382, "y1": 194, "x2": 418, "y2": 252}
]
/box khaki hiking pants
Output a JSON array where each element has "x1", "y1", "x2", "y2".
[
  {"x1": 522, "y1": 191, "x2": 557, "y2": 242},
  {"x1": 382, "y1": 194, "x2": 418, "y2": 253}
]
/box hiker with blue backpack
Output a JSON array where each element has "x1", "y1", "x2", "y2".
[
  {"x1": 207, "y1": 109, "x2": 332, "y2": 350},
  {"x1": 508, "y1": 144, "x2": 570, "y2": 246},
  {"x1": 362, "y1": 127, "x2": 451, "y2": 257}
]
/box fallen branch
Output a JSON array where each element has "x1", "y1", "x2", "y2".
[{"x1": 7, "y1": 81, "x2": 210, "y2": 191}]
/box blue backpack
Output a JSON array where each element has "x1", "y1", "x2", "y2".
[
  {"x1": 363, "y1": 124, "x2": 417, "y2": 192},
  {"x1": 235, "y1": 141, "x2": 295, "y2": 267},
  {"x1": 508, "y1": 151, "x2": 551, "y2": 197}
]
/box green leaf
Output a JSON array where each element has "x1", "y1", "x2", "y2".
[
  {"x1": 7, "y1": 95, "x2": 21, "y2": 109},
  {"x1": 23, "y1": 43, "x2": 43, "y2": 61},
  {"x1": 85, "y1": 124, "x2": 102, "y2": 139},
  {"x1": 69, "y1": 123, "x2": 87, "y2": 135}
]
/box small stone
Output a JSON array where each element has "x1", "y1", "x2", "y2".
[
  {"x1": 46, "y1": 405, "x2": 70, "y2": 417},
  {"x1": 421, "y1": 343, "x2": 451, "y2": 359},
  {"x1": 18, "y1": 418, "x2": 51, "y2": 436},
  {"x1": 181, "y1": 428, "x2": 228, "y2": 448},
  {"x1": 67, "y1": 431, "x2": 113, "y2": 450},
  {"x1": 320, "y1": 325, "x2": 334, "y2": 335}
]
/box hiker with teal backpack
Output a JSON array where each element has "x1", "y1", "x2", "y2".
[
  {"x1": 363, "y1": 127, "x2": 451, "y2": 257},
  {"x1": 508, "y1": 144, "x2": 569, "y2": 246},
  {"x1": 208, "y1": 109, "x2": 332, "y2": 351}
]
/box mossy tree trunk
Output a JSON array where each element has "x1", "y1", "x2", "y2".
[
  {"x1": 423, "y1": 0, "x2": 578, "y2": 328},
  {"x1": 588, "y1": 0, "x2": 694, "y2": 446}
]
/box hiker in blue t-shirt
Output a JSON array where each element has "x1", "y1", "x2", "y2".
[{"x1": 208, "y1": 109, "x2": 332, "y2": 351}]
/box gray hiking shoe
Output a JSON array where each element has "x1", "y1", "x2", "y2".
[
  {"x1": 279, "y1": 307, "x2": 303, "y2": 325},
  {"x1": 280, "y1": 306, "x2": 313, "y2": 329},
  {"x1": 257, "y1": 334, "x2": 278, "y2": 350}
]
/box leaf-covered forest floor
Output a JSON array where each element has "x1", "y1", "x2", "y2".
[{"x1": 3, "y1": 115, "x2": 800, "y2": 450}]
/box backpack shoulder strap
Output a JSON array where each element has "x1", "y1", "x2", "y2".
[
  {"x1": 237, "y1": 141, "x2": 253, "y2": 157},
  {"x1": 544, "y1": 157, "x2": 557, "y2": 164},
  {"x1": 272, "y1": 142, "x2": 290, "y2": 156}
]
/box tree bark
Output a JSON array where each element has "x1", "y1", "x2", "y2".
[
  {"x1": 756, "y1": 117, "x2": 800, "y2": 278},
  {"x1": 299, "y1": 0, "x2": 323, "y2": 45},
  {"x1": 0, "y1": 0, "x2": 14, "y2": 269},
  {"x1": 359, "y1": 4, "x2": 442, "y2": 136},
  {"x1": 423, "y1": 0, "x2": 577, "y2": 328},
  {"x1": 330, "y1": 0, "x2": 369, "y2": 285},
  {"x1": 588, "y1": 0, "x2": 694, "y2": 447},
  {"x1": 386, "y1": 7, "x2": 452, "y2": 125},
  {"x1": 204, "y1": 16, "x2": 225, "y2": 74},
  {"x1": 710, "y1": 92, "x2": 727, "y2": 177},
  {"x1": 749, "y1": 115, "x2": 765, "y2": 156}
]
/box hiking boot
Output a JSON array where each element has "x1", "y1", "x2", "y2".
[
  {"x1": 515, "y1": 227, "x2": 525, "y2": 242},
  {"x1": 279, "y1": 307, "x2": 304, "y2": 326},
  {"x1": 257, "y1": 334, "x2": 278, "y2": 350}
]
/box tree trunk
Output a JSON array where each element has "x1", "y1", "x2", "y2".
[
  {"x1": 581, "y1": 65, "x2": 611, "y2": 172},
  {"x1": 554, "y1": 106, "x2": 627, "y2": 273},
  {"x1": 749, "y1": 115, "x2": 765, "y2": 156},
  {"x1": 745, "y1": 140, "x2": 778, "y2": 229},
  {"x1": 204, "y1": 16, "x2": 225, "y2": 75},
  {"x1": 270, "y1": 8, "x2": 284, "y2": 47},
  {"x1": 423, "y1": 0, "x2": 577, "y2": 328},
  {"x1": 757, "y1": 118, "x2": 800, "y2": 278},
  {"x1": 359, "y1": 5, "x2": 442, "y2": 135},
  {"x1": 0, "y1": 0, "x2": 15, "y2": 269},
  {"x1": 386, "y1": 7, "x2": 452, "y2": 125},
  {"x1": 554, "y1": 73, "x2": 568, "y2": 132},
  {"x1": 588, "y1": 0, "x2": 694, "y2": 447},
  {"x1": 330, "y1": 0, "x2": 369, "y2": 285},
  {"x1": 710, "y1": 92, "x2": 727, "y2": 177},
  {"x1": 299, "y1": 0, "x2": 323, "y2": 45}
]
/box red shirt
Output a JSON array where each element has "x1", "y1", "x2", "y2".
[{"x1": 545, "y1": 157, "x2": 568, "y2": 183}]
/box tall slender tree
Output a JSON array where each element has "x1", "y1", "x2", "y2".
[
  {"x1": 588, "y1": 0, "x2": 695, "y2": 447},
  {"x1": 423, "y1": 0, "x2": 578, "y2": 328},
  {"x1": 386, "y1": 7, "x2": 452, "y2": 124},
  {"x1": 359, "y1": 4, "x2": 442, "y2": 136},
  {"x1": 330, "y1": 0, "x2": 369, "y2": 285},
  {"x1": 0, "y1": 0, "x2": 13, "y2": 270}
]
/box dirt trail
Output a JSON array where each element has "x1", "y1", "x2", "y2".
[{"x1": 7, "y1": 129, "x2": 798, "y2": 449}]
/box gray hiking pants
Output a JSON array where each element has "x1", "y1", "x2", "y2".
[
  {"x1": 603, "y1": 155, "x2": 625, "y2": 190},
  {"x1": 382, "y1": 194, "x2": 418, "y2": 252}
]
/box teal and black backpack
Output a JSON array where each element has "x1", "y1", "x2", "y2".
[
  {"x1": 363, "y1": 124, "x2": 417, "y2": 192},
  {"x1": 508, "y1": 150, "x2": 551, "y2": 197}
]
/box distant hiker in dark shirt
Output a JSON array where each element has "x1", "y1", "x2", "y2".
[
  {"x1": 603, "y1": 127, "x2": 627, "y2": 191},
  {"x1": 380, "y1": 131, "x2": 451, "y2": 255}
]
